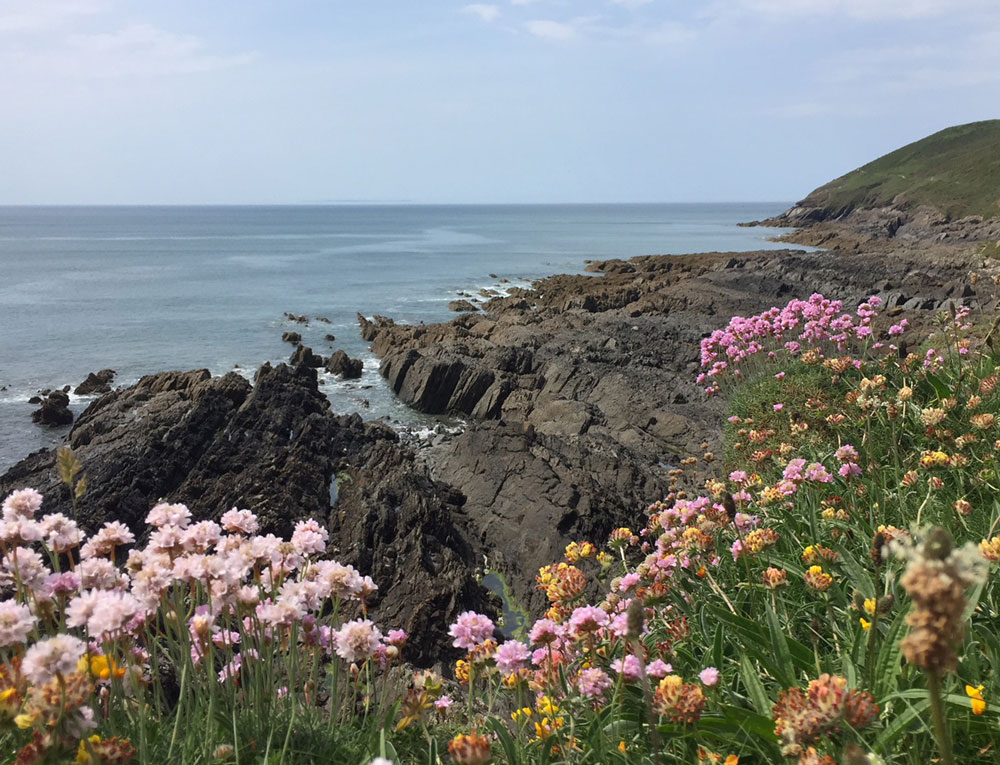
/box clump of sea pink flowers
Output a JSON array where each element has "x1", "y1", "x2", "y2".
[{"x1": 448, "y1": 611, "x2": 495, "y2": 650}]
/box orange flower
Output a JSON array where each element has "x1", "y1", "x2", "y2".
[{"x1": 966, "y1": 684, "x2": 987, "y2": 715}]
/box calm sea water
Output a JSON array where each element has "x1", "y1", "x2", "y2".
[{"x1": 0, "y1": 203, "x2": 795, "y2": 470}]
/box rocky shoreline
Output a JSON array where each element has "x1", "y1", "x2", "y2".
[{"x1": 3, "y1": 213, "x2": 998, "y2": 662}]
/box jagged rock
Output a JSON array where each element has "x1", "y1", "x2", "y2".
[
  {"x1": 281, "y1": 331, "x2": 302, "y2": 345},
  {"x1": 290, "y1": 345, "x2": 323, "y2": 368},
  {"x1": 448, "y1": 300, "x2": 479, "y2": 312},
  {"x1": 324, "y1": 334, "x2": 336, "y2": 342},
  {"x1": 74, "y1": 369, "x2": 116, "y2": 396},
  {"x1": 325, "y1": 350, "x2": 363, "y2": 379},
  {"x1": 31, "y1": 391, "x2": 73, "y2": 427}
]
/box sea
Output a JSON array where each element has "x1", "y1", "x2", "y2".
[{"x1": 0, "y1": 203, "x2": 798, "y2": 471}]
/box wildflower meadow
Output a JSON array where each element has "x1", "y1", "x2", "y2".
[{"x1": 2, "y1": 290, "x2": 1000, "y2": 763}]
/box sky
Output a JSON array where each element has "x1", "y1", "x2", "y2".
[{"x1": 0, "y1": 0, "x2": 997, "y2": 205}]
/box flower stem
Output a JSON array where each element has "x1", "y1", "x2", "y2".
[{"x1": 926, "y1": 672, "x2": 955, "y2": 765}]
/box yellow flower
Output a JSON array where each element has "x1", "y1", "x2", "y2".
[
  {"x1": 89, "y1": 654, "x2": 126, "y2": 681},
  {"x1": 860, "y1": 618, "x2": 871, "y2": 631},
  {"x1": 966, "y1": 684, "x2": 986, "y2": 715},
  {"x1": 536, "y1": 695, "x2": 560, "y2": 716},
  {"x1": 618, "y1": 741, "x2": 627, "y2": 754},
  {"x1": 511, "y1": 707, "x2": 533, "y2": 722},
  {"x1": 864, "y1": 598, "x2": 877, "y2": 616},
  {"x1": 14, "y1": 712, "x2": 35, "y2": 729},
  {"x1": 76, "y1": 735, "x2": 103, "y2": 764}
]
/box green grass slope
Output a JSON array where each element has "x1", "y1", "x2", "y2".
[{"x1": 800, "y1": 119, "x2": 1000, "y2": 220}]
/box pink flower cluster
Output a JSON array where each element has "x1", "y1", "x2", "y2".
[
  {"x1": 0, "y1": 488, "x2": 405, "y2": 696},
  {"x1": 697, "y1": 294, "x2": 890, "y2": 394}
]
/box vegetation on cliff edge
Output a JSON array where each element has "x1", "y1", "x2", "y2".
[{"x1": 796, "y1": 119, "x2": 1000, "y2": 220}]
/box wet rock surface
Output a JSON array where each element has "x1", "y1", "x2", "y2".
[
  {"x1": 289, "y1": 345, "x2": 323, "y2": 368},
  {"x1": 325, "y1": 350, "x2": 364, "y2": 379},
  {"x1": 31, "y1": 390, "x2": 74, "y2": 427},
  {"x1": 74, "y1": 369, "x2": 116, "y2": 396}
]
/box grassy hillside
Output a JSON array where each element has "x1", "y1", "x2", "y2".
[{"x1": 799, "y1": 119, "x2": 1000, "y2": 220}]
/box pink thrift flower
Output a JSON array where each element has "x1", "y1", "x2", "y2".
[
  {"x1": 528, "y1": 618, "x2": 562, "y2": 646},
  {"x1": 434, "y1": 696, "x2": 453, "y2": 711},
  {"x1": 782, "y1": 459, "x2": 806, "y2": 483},
  {"x1": 838, "y1": 462, "x2": 862, "y2": 478},
  {"x1": 699, "y1": 666, "x2": 720, "y2": 686},
  {"x1": 617, "y1": 572, "x2": 641, "y2": 592},
  {"x1": 577, "y1": 667, "x2": 612, "y2": 699},
  {"x1": 334, "y1": 619, "x2": 383, "y2": 663},
  {"x1": 447, "y1": 611, "x2": 495, "y2": 650},
  {"x1": 22, "y1": 634, "x2": 86, "y2": 685},
  {"x1": 646, "y1": 659, "x2": 672, "y2": 678},
  {"x1": 291, "y1": 519, "x2": 329, "y2": 555},
  {"x1": 495, "y1": 640, "x2": 530, "y2": 673},
  {"x1": 0, "y1": 600, "x2": 38, "y2": 647},
  {"x1": 835, "y1": 445, "x2": 859, "y2": 463},
  {"x1": 2, "y1": 488, "x2": 43, "y2": 520},
  {"x1": 568, "y1": 605, "x2": 610, "y2": 636},
  {"x1": 804, "y1": 462, "x2": 834, "y2": 483},
  {"x1": 730, "y1": 539, "x2": 744, "y2": 561},
  {"x1": 145, "y1": 502, "x2": 192, "y2": 529},
  {"x1": 387, "y1": 629, "x2": 408, "y2": 646},
  {"x1": 220, "y1": 508, "x2": 259, "y2": 536},
  {"x1": 611, "y1": 654, "x2": 642, "y2": 682},
  {"x1": 773, "y1": 403, "x2": 784, "y2": 411}
]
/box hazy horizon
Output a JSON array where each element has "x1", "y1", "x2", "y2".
[{"x1": 1, "y1": 1, "x2": 997, "y2": 206}]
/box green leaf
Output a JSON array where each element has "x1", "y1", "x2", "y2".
[
  {"x1": 712, "y1": 622, "x2": 725, "y2": 671},
  {"x1": 874, "y1": 695, "x2": 930, "y2": 753},
  {"x1": 765, "y1": 601, "x2": 797, "y2": 687},
  {"x1": 486, "y1": 716, "x2": 521, "y2": 765},
  {"x1": 925, "y1": 371, "x2": 951, "y2": 400},
  {"x1": 834, "y1": 544, "x2": 875, "y2": 598},
  {"x1": 739, "y1": 655, "x2": 772, "y2": 716},
  {"x1": 874, "y1": 607, "x2": 909, "y2": 698}
]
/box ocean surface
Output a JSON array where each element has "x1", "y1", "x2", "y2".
[{"x1": 0, "y1": 203, "x2": 798, "y2": 471}]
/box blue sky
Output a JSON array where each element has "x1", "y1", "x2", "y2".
[{"x1": 0, "y1": 0, "x2": 997, "y2": 204}]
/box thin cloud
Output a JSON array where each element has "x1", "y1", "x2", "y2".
[
  {"x1": 712, "y1": 0, "x2": 995, "y2": 22},
  {"x1": 1, "y1": 23, "x2": 256, "y2": 80},
  {"x1": 68, "y1": 24, "x2": 254, "y2": 76},
  {"x1": 462, "y1": 4, "x2": 501, "y2": 22},
  {"x1": 525, "y1": 18, "x2": 578, "y2": 40},
  {"x1": 610, "y1": 0, "x2": 654, "y2": 8},
  {"x1": 0, "y1": 0, "x2": 105, "y2": 33}
]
